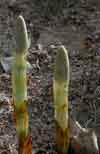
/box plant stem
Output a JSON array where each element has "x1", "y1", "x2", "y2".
[
  {"x1": 12, "y1": 16, "x2": 32, "y2": 154},
  {"x1": 53, "y1": 45, "x2": 70, "y2": 154}
]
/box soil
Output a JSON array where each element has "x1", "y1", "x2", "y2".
[{"x1": 0, "y1": 0, "x2": 100, "y2": 153}]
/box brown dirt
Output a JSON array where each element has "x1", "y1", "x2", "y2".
[{"x1": 0, "y1": 0, "x2": 100, "y2": 153}]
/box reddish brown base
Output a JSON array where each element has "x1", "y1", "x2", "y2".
[
  {"x1": 19, "y1": 135, "x2": 32, "y2": 154},
  {"x1": 55, "y1": 121, "x2": 69, "y2": 154}
]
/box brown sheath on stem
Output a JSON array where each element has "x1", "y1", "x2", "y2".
[
  {"x1": 56, "y1": 121, "x2": 69, "y2": 154},
  {"x1": 19, "y1": 136, "x2": 32, "y2": 154}
]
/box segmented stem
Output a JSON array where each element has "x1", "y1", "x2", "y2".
[
  {"x1": 12, "y1": 16, "x2": 32, "y2": 154},
  {"x1": 53, "y1": 45, "x2": 70, "y2": 154}
]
